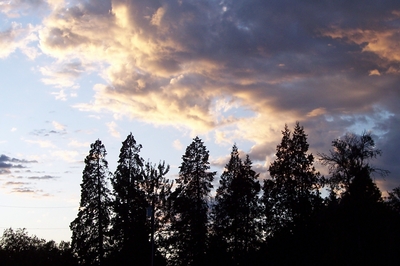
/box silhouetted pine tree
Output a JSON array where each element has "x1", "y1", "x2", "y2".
[
  {"x1": 70, "y1": 139, "x2": 111, "y2": 265},
  {"x1": 262, "y1": 123, "x2": 321, "y2": 236},
  {"x1": 142, "y1": 160, "x2": 172, "y2": 266},
  {"x1": 211, "y1": 145, "x2": 261, "y2": 265},
  {"x1": 168, "y1": 137, "x2": 215, "y2": 266},
  {"x1": 110, "y1": 133, "x2": 149, "y2": 265}
]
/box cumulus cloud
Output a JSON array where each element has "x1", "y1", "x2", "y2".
[
  {"x1": 4, "y1": 0, "x2": 399, "y2": 187},
  {"x1": 36, "y1": 1, "x2": 398, "y2": 131}
]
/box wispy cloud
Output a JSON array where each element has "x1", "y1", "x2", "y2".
[
  {"x1": 23, "y1": 138, "x2": 56, "y2": 148},
  {"x1": 106, "y1": 121, "x2": 121, "y2": 138},
  {"x1": 68, "y1": 139, "x2": 90, "y2": 148},
  {"x1": 51, "y1": 150, "x2": 79, "y2": 163},
  {"x1": 27, "y1": 175, "x2": 59, "y2": 180},
  {"x1": 172, "y1": 139, "x2": 183, "y2": 150},
  {"x1": 52, "y1": 121, "x2": 65, "y2": 131},
  {"x1": 0, "y1": 154, "x2": 37, "y2": 170}
]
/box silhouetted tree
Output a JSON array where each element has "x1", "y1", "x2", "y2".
[
  {"x1": 109, "y1": 133, "x2": 149, "y2": 265},
  {"x1": 168, "y1": 136, "x2": 215, "y2": 266},
  {"x1": 0, "y1": 228, "x2": 76, "y2": 266},
  {"x1": 262, "y1": 123, "x2": 321, "y2": 236},
  {"x1": 319, "y1": 131, "x2": 389, "y2": 197},
  {"x1": 309, "y1": 132, "x2": 398, "y2": 265},
  {"x1": 70, "y1": 139, "x2": 111, "y2": 265},
  {"x1": 211, "y1": 145, "x2": 261, "y2": 265},
  {"x1": 142, "y1": 161, "x2": 173, "y2": 266},
  {"x1": 387, "y1": 185, "x2": 400, "y2": 214}
]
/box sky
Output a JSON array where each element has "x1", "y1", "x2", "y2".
[{"x1": 1, "y1": 0, "x2": 400, "y2": 243}]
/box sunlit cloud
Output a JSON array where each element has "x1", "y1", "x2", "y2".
[
  {"x1": 52, "y1": 121, "x2": 65, "y2": 131},
  {"x1": 172, "y1": 139, "x2": 183, "y2": 151},
  {"x1": 23, "y1": 138, "x2": 57, "y2": 148},
  {"x1": 0, "y1": 22, "x2": 39, "y2": 59},
  {"x1": 106, "y1": 121, "x2": 120, "y2": 138},
  {"x1": 4, "y1": 0, "x2": 399, "y2": 188},
  {"x1": 68, "y1": 140, "x2": 90, "y2": 148},
  {"x1": 51, "y1": 150, "x2": 79, "y2": 163}
]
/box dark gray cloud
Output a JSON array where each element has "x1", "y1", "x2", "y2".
[
  {"x1": 27, "y1": 175, "x2": 59, "y2": 180},
  {"x1": 38, "y1": 0, "x2": 400, "y2": 190},
  {"x1": 0, "y1": 154, "x2": 37, "y2": 170},
  {"x1": 30, "y1": 129, "x2": 65, "y2": 136}
]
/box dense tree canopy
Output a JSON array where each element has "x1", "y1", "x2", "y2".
[
  {"x1": 262, "y1": 123, "x2": 322, "y2": 235},
  {"x1": 110, "y1": 133, "x2": 149, "y2": 265},
  {"x1": 211, "y1": 144, "x2": 261, "y2": 265},
  {"x1": 168, "y1": 136, "x2": 216, "y2": 266},
  {"x1": 70, "y1": 139, "x2": 111, "y2": 266},
  {"x1": 9, "y1": 126, "x2": 400, "y2": 265}
]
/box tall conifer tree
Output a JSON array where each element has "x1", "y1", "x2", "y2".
[
  {"x1": 110, "y1": 133, "x2": 149, "y2": 265},
  {"x1": 212, "y1": 145, "x2": 261, "y2": 265},
  {"x1": 70, "y1": 139, "x2": 111, "y2": 265},
  {"x1": 168, "y1": 136, "x2": 215, "y2": 266},
  {"x1": 262, "y1": 123, "x2": 321, "y2": 235}
]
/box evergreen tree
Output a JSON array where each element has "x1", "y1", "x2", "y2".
[
  {"x1": 142, "y1": 161, "x2": 173, "y2": 266},
  {"x1": 262, "y1": 123, "x2": 321, "y2": 235},
  {"x1": 110, "y1": 133, "x2": 149, "y2": 265},
  {"x1": 211, "y1": 145, "x2": 261, "y2": 265},
  {"x1": 168, "y1": 137, "x2": 216, "y2": 266},
  {"x1": 70, "y1": 139, "x2": 111, "y2": 265}
]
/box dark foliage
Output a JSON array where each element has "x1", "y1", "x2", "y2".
[
  {"x1": 168, "y1": 136, "x2": 216, "y2": 266},
  {"x1": 210, "y1": 144, "x2": 261, "y2": 265},
  {"x1": 0, "y1": 228, "x2": 77, "y2": 266},
  {"x1": 319, "y1": 131, "x2": 389, "y2": 196},
  {"x1": 8, "y1": 128, "x2": 400, "y2": 265},
  {"x1": 70, "y1": 139, "x2": 111, "y2": 265},
  {"x1": 262, "y1": 122, "x2": 322, "y2": 236},
  {"x1": 142, "y1": 160, "x2": 173, "y2": 266},
  {"x1": 109, "y1": 133, "x2": 149, "y2": 265}
]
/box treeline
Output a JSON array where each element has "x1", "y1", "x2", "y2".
[{"x1": 2, "y1": 122, "x2": 400, "y2": 265}]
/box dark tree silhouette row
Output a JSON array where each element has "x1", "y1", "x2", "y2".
[{"x1": 2, "y1": 122, "x2": 400, "y2": 265}]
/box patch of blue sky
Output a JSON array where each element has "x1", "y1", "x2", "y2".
[{"x1": 343, "y1": 107, "x2": 394, "y2": 136}]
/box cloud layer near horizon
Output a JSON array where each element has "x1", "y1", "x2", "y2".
[{"x1": 2, "y1": 0, "x2": 400, "y2": 190}]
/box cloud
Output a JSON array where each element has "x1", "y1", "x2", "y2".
[
  {"x1": 0, "y1": 154, "x2": 37, "y2": 170},
  {"x1": 23, "y1": 138, "x2": 56, "y2": 148},
  {"x1": 0, "y1": 22, "x2": 39, "y2": 59},
  {"x1": 52, "y1": 121, "x2": 65, "y2": 131},
  {"x1": 68, "y1": 139, "x2": 90, "y2": 148},
  {"x1": 172, "y1": 139, "x2": 183, "y2": 150},
  {"x1": 51, "y1": 150, "x2": 80, "y2": 163},
  {"x1": 28, "y1": 175, "x2": 59, "y2": 180},
  {"x1": 0, "y1": 0, "x2": 47, "y2": 18},
  {"x1": 4, "y1": 181, "x2": 29, "y2": 186},
  {"x1": 6, "y1": 0, "x2": 396, "y2": 189},
  {"x1": 106, "y1": 121, "x2": 121, "y2": 138}
]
